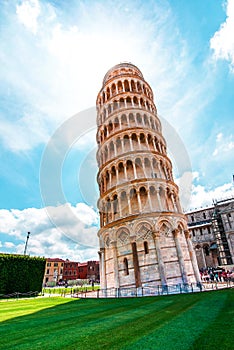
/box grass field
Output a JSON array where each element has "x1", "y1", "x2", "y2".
[{"x1": 0, "y1": 289, "x2": 233, "y2": 350}]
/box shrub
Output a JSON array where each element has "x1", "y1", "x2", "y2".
[{"x1": 0, "y1": 254, "x2": 46, "y2": 294}]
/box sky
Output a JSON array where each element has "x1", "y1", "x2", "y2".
[{"x1": 0, "y1": 0, "x2": 234, "y2": 261}]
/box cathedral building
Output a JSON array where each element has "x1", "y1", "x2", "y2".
[
  {"x1": 186, "y1": 197, "x2": 234, "y2": 269},
  {"x1": 96, "y1": 63, "x2": 201, "y2": 290}
]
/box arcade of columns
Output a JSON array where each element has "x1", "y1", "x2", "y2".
[{"x1": 96, "y1": 63, "x2": 201, "y2": 289}]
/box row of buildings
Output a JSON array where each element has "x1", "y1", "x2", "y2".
[
  {"x1": 43, "y1": 259, "x2": 99, "y2": 285},
  {"x1": 187, "y1": 197, "x2": 234, "y2": 270},
  {"x1": 43, "y1": 197, "x2": 234, "y2": 286}
]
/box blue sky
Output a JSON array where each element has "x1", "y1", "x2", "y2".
[{"x1": 0, "y1": 0, "x2": 233, "y2": 261}]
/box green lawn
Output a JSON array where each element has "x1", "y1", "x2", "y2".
[{"x1": 0, "y1": 289, "x2": 233, "y2": 350}]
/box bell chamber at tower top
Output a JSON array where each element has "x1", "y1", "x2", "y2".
[
  {"x1": 102, "y1": 62, "x2": 144, "y2": 85},
  {"x1": 96, "y1": 62, "x2": 156, "y2": 119}
]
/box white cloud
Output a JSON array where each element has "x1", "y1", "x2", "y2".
[
  {"x1": 16, "y1": 0, "x2": 41, "y2": 34},
  {"x1": 212, "y1": 132, "x2": 234, "y2": 156},
  {"x1": 73, "y1": 203, "x2": 98, "y2": 225},
  {"x1": 210, "y1": 0, "x2": 234, "y2": 71},
  {"x1": 0, "y1": 203, "x2": 99, "y2": 261},
  {"x1": 0, "y1": 0, "x2": 210, "y2": 152},
  {"x1": 0, "y1": 112, "x2": 50, "y2": 152},
  {"x1": 75, "y1": 129, "x2": 97, "y2": 151},
  {"x1": 189, "y1": 182, "x2": 234, "y2": 211},
  {"x1": 176, "y1": 170, "x2": 234, "y2": 211},
  {"x1": 4, "y1": 242, "x2": 15, "y2": 248}
]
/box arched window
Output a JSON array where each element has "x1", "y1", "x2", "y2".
[
  {"x1": 136, "y1": 113, "x2": 142, "y2": 124},
  {"x1": 118, "y1": 81, "x2": 123, "y2": 92},
  {"x1": 114, "y1": 117, "x2": 119, "y2": 129},
  {"x1": 119, "y1": 98, "x2": 124, "y2": 108},
  {"x1": 123, "y1": 258, "x2": 129, "y2": 275},
  {"x1": 111, "y1": 83, "x2": 116, "y2": 95},
  {"x1": 106, "y1": 87, "x2": 110, "y2": 99},
  {"x1": 113, "y1": 194, "x2": 118, "y2": 215},
  {"x1": 144, "y1": 241, "x2": 149, "y2": 254},
  {"x1": 124, "y1": 80, "x2": 130, "y2": 92},
  {"x1": 126, "y1": 96, "x2": 131, "y2": 106}
]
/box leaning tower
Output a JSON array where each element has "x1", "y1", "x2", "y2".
[{"x1": 96, "y1": 63, "x2": 201, "y2": 290}]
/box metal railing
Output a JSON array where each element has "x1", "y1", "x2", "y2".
[{"x1": 74, "y1": 280, "x2": 234, "y2": 298}]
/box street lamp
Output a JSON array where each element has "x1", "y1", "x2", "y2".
[{"x1": 24, "y1": 232, "x2": 30, "y2": 255}]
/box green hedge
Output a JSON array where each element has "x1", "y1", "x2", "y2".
[{"x1": 0, "y1": 254, "x2": 46, "y2": 294}]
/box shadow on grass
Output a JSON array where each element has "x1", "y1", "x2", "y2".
[{"x1": 0, "y1": 289, "x2": 233, "y2": 350}]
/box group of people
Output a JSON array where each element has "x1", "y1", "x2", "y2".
[{"x1": 200, "y1": 267, "x2": 234, "y2": 283}]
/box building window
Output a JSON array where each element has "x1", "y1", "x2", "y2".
[
  {"x1": 227, "y1": 214, "x2": 232, "y2": 228},
  {"x1": 207, "y1": 226, "x2": 211, "y2": 234},
  {"x1": 46, "y1": 269, "x2": 49, "y2": 274},
  {"x1": 192, "y1": 229, "x2": 195, "y2": 237},
  {"x1": 123, "y1": 258, "x2": 129, "y2": 275},
  {"x1": 191, "y1": 215, "x2": 194, "y2": 222},
  {"x1": 54, "y1": 263, "x2": 58, "y2": 267},
  {"x1": 144, "y1": 241, "x2": 149, "y2": 254},
  {"x1": 47, "y1": 262, "x2": 51, "y2": 267},
  {"x1": 204, "y1": 246, "x2": 209, "y2": 256},
  {"x1": 203, "y1": 212, "x2": 206, "y2": 219},
  {"x1": 200, "y1": 228, "x2": 203, "y2": 235}
]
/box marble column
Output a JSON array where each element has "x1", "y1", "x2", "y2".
[
  {"x1": 156, "y1": 189, "x2": 162, "y2": 211},
  {"x1": 185, "y1": 230, "x2": 201, "y2": 283},
  {"x1": 111, "y1": 241, "x2": 120, "y2": 288},
  {"x1": 137, "y1": 190, "x2": 142, "y2": 212},
  {"x1": 98, "y1": 248, "x2": 107, "y2": 290},
  {"x1": 147, "y1": 189, "x2": 153, "y2": 211},
  {"x1": 123, "y1": 162, "x2": 128, "y2": 181},
  {"x1": 173, "y1": 229, "x2": 188, "y2": 284},
  {"x1": 127, "y1": 190, "x2": 132, "y2": 215},
  {"x1": 201, "y1": 245, "x2": 207, "y2": 268},
  {"x1": 133, "y1": 162, "x2": 137, "y2": 179},
  {"x1": 153, "y1": 232, "x2": 167, "y2": 285}
]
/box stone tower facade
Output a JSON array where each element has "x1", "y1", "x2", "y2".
[{"x1": 96, "y1": 63, "x2": 201, "y2": 290}]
